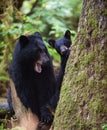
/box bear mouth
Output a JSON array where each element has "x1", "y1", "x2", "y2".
[{"x1": 35, "y1": 61, "x2": 42, "y2": 73}]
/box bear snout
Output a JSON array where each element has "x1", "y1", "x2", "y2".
[{"x1": 40, "y1": 53, "x2": 50, "y2": 65}]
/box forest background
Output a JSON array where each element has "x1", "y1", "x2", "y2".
[
  {"x1": 0, "y1": 0, "x2": 107, "y2": 130},
  {"x1": 0, "y1": 0, "x2": 82, "y2": 96}
]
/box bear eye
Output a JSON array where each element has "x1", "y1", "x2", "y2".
[{"x1": 64, "y1": 43, "x2": 69, "y2": 47}]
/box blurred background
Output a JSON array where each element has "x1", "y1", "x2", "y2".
[{"x1": 0, "y1": 0, "x2": 82, "y2": 98}]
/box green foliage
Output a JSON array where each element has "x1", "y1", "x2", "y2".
[
  {"x1": 45, "y1": 43, "x2": 60, "y2": 61},
  {"x1": 0, "y1": 124, "x2": 6, "y2": 130},
  {"x1": 0, "y1": 0, "x2": 82, "y2": 83},
  {"x1": 0, "y1": 42, "x2": 5, "y2": 61},
  {"x1": 102, "y1": 124, "x2": 107, "y2": 130},
  {"x1": 22, "y1": 0, "x2": 82, "y2": 35}
]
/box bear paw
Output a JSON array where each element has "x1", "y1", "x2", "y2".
[{"x1": 40, "y1": 106, "x2": 53, "y2": 124}]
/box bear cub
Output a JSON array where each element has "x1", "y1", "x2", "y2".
[
  {"x1": 8, "y1": 32, "x2": 56, "y2": 125},
  {"x1": 48, "y1": 30, "x2": 72, "y2": 90},
  {"x1": 48, "y1": 30, "x2": 72, "y2": 109}
]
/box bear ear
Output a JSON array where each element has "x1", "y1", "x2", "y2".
[
  {"x1": 19, "y1": 35, "x2": 29, "y2": 48},
  {"x1": 64, "y1": 30, "x2": 71, "y2": 39},
  {"x1": 34, "y1": 32, "x2": 42, "y2": 40},
  {"x1": 48, "y1": 39, "x2": 55, "y2": 48}
]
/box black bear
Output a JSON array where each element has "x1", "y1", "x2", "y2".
[
  {"x1": 48, "y1": 30, "x2": 72, "y2": 109},
  {"x1": 8, "y1": 32, "x2": 56, "y2": 130}
]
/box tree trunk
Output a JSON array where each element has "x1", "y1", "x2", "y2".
[{"x1": 54, "y1": 0, "x2": 107, "y2": 130}]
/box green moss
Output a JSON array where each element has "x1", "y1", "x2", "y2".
[
  {"x1": 78, "y1": 43, "x2": 86, "y2": 50},
  {"x1": 102, "y1": 9, "x2": 107, "y2": 15},
  {"x1": 101, "y1": 80, "x2": 107, "y2": 87},
  {"x1": 92, "y1": 29, "x2": 99, "y2": 38},
  {"x1": 85, "y1": 3, "x2": 99, "y2": 39},
  {"x1": 87, "y1": 7, "x2": 98, "y2": 26},
  {"x1": 76, "y1": 70, "x2": 87, "y2": 83},
  {"x1": 104, "y1": 31, "x2": 107, "y2": 35},
  {"x1": 95, "y1": 63, "x2": 100, "y2": 71},
  {"x1": 81, "y1": 51, "x2": 95, "y2": 65},
  {"x1": 72, "y1": 119, "x2": 81, "y2": 129},
  {"x1": 54, "y1": 1, "x2": 107, "y2": 130},
  {"x1": 88, "y1": 77, "x2": 94, "y2": 87},
  {"x1": 89, "y1": 98, "x2": 102, "y2": 112}
]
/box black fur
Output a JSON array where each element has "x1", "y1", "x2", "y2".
[
  {"x1": 48, "y1": 30, "x2": 72, "y2": 109},
  {"x1": 8, "y1": 32, "x2": 56, "y2": 124}
]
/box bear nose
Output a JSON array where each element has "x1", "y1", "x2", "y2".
[
  {"x1": 40, "y1": 52, "x2": 50, "y2": 64},
  {"x1": 60, "y1": 45, "x2": 69, "y2": 55}
]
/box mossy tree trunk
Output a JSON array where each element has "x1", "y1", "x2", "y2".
[
  {"x1": 54, "y1": 0, "x2": 107, "y2": 130},
  {"x1": 0, "y1": 0, "x2": 23, "y2": 83}
]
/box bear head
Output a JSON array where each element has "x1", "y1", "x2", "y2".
[
  {"x1": 13, "y1": 32, "x2": 50, "y2": 73},
  {"x1": 48, "y1": 30, "x2": 72, "y2": 56}
]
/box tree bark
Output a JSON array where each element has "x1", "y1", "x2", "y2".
[{"x1": 54, "y1": 0, "x2": 107, "y2": 130}]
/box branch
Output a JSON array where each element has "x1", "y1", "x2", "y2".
[{"x1": 27, "y1": 0, "x2": 40, "y2": 16}]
